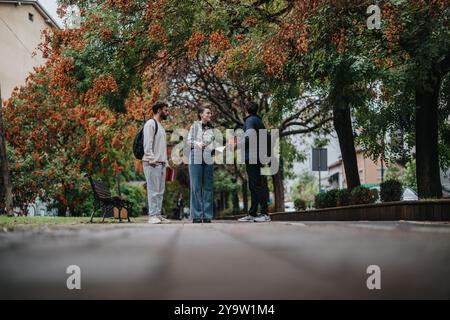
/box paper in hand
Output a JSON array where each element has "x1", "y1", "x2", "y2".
[{"x1": 215, "y1": 146, "x2": 226, "y2": 153}]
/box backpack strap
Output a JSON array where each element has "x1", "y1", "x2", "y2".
[
  {"x1": 152, "y1": 118, "x2": 159, "y2": 153},
  {"x1": 153, "y1": 118, "x2": 159, "y2": 137}
]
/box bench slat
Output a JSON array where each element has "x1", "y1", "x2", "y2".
[
  {"x1": 87, "y1": 175, "x2": 132, "y2": 222},
  {"x1": 92, "y1": 180, "x2": 112, "y2": 199}
]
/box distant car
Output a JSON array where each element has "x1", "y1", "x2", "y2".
[
  {"x1": 369, "y1": 186, "x2": 418, "y2": 202},
  {"x1": 284, "y1": 202, "x2": 296, "y2": 212},
  {"x1": 442, "y1": 187, "x2": 450, "y2": 199},
  {"x1": 401, "y1": 187, "x2": 418, "y2": 201}
]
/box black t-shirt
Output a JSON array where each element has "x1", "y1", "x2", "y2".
[{"x1": 243, "y1": 115, "x2": 267, "y2": 164}]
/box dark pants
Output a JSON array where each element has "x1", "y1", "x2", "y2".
[
  {"x1": 175, "y1": 206, "x2": 183, "y2": 220},
  {"x1": 246, "y1": 164, "x2": 269, "y2": 216}
]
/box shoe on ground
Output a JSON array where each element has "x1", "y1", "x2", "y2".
[
  {"x1": 148, "y1": 216, "x2": 162, "y2": 224},
  {"x1": 238, "y1": 215, "x2": 255, "y2": 222},
  {"x1": 193, "y1": 219, "x2": 202, "y2": 223},
  {"x1": 203, "y1": 219, "x2": 211, "y2": 223},
  {"x1": 158, "y1": 215, "x2": 169, "y2": 222},
  {"x1": 254, "y1": 214, "x2": 271, "y2": 222}
]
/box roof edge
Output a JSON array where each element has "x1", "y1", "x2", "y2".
[{"x1": 0, "y1": 0, "x2": 61, "y2": 29}]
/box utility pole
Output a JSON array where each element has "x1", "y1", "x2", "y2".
[
  {"x1": 318, "y1": 151, "x2": 322, "y2": 193},
  {"x1": 312, "y1": 148, "x2": 327, "y2": 193},
  {"x1": 0, "y1": 82, "x2": 14, "y2": 216},
  {"x1": 381, "y1": 130, "x2": 386, "y2": 184}
]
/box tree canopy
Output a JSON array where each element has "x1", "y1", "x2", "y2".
[{"x1": 2, "y1": 0, "x2": 450, "y2": 214}]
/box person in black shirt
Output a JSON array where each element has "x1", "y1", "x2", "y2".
[
  {"x1": 231, "y1": 102, "x2": 271, "y2": 222},
  {"x1": 175, "y1": 193, "x2": 184, "y2": 220}
]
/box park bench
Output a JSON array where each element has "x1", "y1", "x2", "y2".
[{"x1": 87, "y1": 175, "x2": 132, "y2": 223}]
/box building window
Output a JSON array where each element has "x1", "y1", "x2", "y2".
[
  {"x1": 28, "y1": 13, "x2": 34, "y2": 22},
  {"x1": 377, "y1": 168, "x2": 384, "y2": 181}
]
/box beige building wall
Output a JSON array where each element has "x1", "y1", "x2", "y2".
[
  {"x1": 329, "y1": 150, "x2": 385, "y2": 189},
  {"x1": 357, "y1": 151, "x2": 382, "y2": 185},
  {"x1": 0, "y1": 3, "x2": 52, "y2": 99}
]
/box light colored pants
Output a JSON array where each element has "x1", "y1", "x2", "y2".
[{"x1": 144, "y1": 164, "x2": 166, "y2": 216}]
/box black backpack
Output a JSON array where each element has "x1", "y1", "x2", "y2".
[{"x1": 133, "y1": 119, "x2": 158, "y2": 160}]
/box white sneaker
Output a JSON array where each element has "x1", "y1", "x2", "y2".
[
  {"x1": 238, "y1": 215, "x2": 255, "y2": 222},
  {"x1": 158, "y1": 215, "x2": 169, "y2": 222},
  {"x1": 254, "y1": 214, "x2": 271, "y2": 222},
  {"x1": 148, "y1": 216, "x2": 161, "y2": 224}
]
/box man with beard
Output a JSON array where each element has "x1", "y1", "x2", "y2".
[{"x1": 143, "y1": 101, "x2": 169, "y2": 224}]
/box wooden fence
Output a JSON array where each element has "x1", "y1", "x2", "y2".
[{"x1": 269, "y1": 200, "x2": 450, "y2": 221}]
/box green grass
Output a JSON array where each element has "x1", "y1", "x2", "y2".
[
  {"x1": 0, "y1": 216, "x2": 91, "y2": 229},
  {"x1": 0, "y1": 215, "x2": 149, "y2": 229}
]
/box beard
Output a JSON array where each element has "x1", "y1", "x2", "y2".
[{"x1": 160, "y1": 112, "x2": 168, "y2": 120}]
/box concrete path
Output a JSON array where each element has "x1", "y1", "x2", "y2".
[{"x1": 1, "y1": 221, "x2": 450, "y2": 299}]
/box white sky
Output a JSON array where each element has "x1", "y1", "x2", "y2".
[{"x1": 38, "y1": 0, "x2": 62, "y2": 25}]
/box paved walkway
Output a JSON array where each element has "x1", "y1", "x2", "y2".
[{"x1": 1, "y1": 221, "x2": 450, "y2": 299}]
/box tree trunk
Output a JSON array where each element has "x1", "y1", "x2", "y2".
[
  {"x1": 0, "y1": 83, "x2": 13, "y2": 216},
  {"x1": 415, "y1": 78, "x2": 442, "y2": 199},
  {"x1": 0, "y1": 174, "x2": 4, "y2": 213},
  {"x1": 241, "y1": 178, "x2": 248, "y2": 214},
  {"x1": 116, "y1": 174, "x2": 121, "y2": 196},
  {"x1": 232, "y1": 187, "x2": 240, "y2": 214},
  {"x1": 272, "y1": 158, "x2": 284, "y2": 212},
  {"x1": 333, "y1": 105, "x2": 361, "y2": 190},
  {"x1": 224, "y1": 191, "x2": 229, "y2": 209},
  {"x1": 220, "y1": 191, "x2": 225, "y2": 211},
  {"x1": 57, "y1": 205, "x2": 67, "y2": 217}
]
